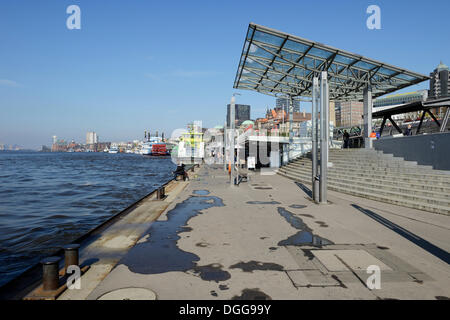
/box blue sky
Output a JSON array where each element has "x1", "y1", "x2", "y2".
[{"x1": 0, "y1": 0, "x2": 448, "y2": 149}]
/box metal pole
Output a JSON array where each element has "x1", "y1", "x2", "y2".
[
  {"x1": 224, "y1": 120, "x2": 227, "y2": 172},
  {"x1": 363, "y1": 86, "x2": 373, "y2": 149},
  {"x1": 312, "y1": 77, "x2": 320, "y2": 203},
  {"x1": 230, "y1": 96, "x2": 236, "y2": 186},
  {"x1": 288, "y1": 95, "x2": 294, "y2": 162},
  {"x1": 319, "y1": 71, "x2": 329, "y2": 204}
]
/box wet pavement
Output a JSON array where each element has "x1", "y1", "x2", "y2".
[
  {"x1": 276, "y1": 207, "x2": 333, "y2": 246},
  {"x1": 120, "y1": 193, "x2": 224, "y2": 275},
  {"x1": 65, "y1": 165, "x2": 450, "y2": 300}
]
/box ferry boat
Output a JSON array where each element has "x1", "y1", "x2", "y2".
[{"x1": 141, "y1": 137, "x2": 169, "y2": 156}]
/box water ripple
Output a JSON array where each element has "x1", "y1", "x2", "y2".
[{"x1": 0, "y1": 152, "x2": 175, "y2": 287}]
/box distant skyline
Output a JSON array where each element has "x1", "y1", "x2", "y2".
[{"x1": 1, "y1": 0, "x2": 448, "y2": 149}]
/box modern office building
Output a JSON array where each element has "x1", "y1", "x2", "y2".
[
  {"x1": 429, "y1": 61, "x2": 450, "y2": 99},
  {"x1": 86, "y1": 132, "x2": 98, "y2": 145},
  {"x1": 334, "y1": 101, "x2": 364, "y2": 128},
  {"x1": 227, "y1": 104, "x2": 251, "y2": 127},
  {"x1": 275, "y1": 97, "x2": 300, "y2": 113}
]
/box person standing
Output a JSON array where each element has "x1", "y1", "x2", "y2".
[
  {"x1": 404, "y1": 124, "x2": 412, "y2": 136},
  {"x1": 343, "y1": 130, "x2": 350, "y2": 149}
]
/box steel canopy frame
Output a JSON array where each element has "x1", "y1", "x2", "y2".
[
  {"x1": 233, "y1": 23, "x2": 429, "y2": 101},
  {"x1": 232, "y1": 23, "x2": 430, "y2": 204}
]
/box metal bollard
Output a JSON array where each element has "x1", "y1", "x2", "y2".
[
  {"x1": 40, "y1": 256, "x2": 61, "y2": 291},
  {"x1": 63, "y1": 243, "x2": 80, "y2": 273},
  {"x1": 156, "y1": 186, "x2": 165, "y2": 199}
]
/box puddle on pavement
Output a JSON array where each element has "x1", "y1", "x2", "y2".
[
  {"x1": 247, "y1": 201, "x2": 281, "y2": 205},
  {"x1": 289, "y1": 204, "x2": 307, "y2": 209},
  {"x1": 192, "y1": 263, "x2": 231, "y2": 282},
  {"x1": 277, "y1": 207, "x2": 333, "y2": 246},
  {"x1": 193, "y1": 190, "x2": 210, "y2": 196},
  {"x1": 120, "y1": 194, "x2": 224, "y2": 275},
  {"x1": 229, "y1": 260, "x2": 284, "y2": 272},
  {"x1": 232, "y1": 288, "x2": 272, "y2": 300}
]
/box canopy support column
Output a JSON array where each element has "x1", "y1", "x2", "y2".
[
  {"x1": 319, "y1": 71, "x2": 329, "y2": 204},
  {"x1": 288, "y1": 95, "x2": 294, "y2": 162},
  {"x1": 363, "y1": 86, "x2": 373, "y2": 149},
  {"x1": 311, "y1": 77, "x2": 320, "y2": 203}
]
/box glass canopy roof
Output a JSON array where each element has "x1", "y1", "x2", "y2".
[{"x1": 233, "y1": 24, "x2": 429, "y2": 101}]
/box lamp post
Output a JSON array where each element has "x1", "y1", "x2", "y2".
[{"x1": 229, "y1": 93, "x2": 241, "y2": 186}]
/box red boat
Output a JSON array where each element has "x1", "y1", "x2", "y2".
[{"x1": 151, "y1": 143, "x2": 169, "y2": 156}]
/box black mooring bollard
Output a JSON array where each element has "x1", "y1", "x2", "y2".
[
  {"x1": 40, "y1": 256, "x2": 61, "y2": 291},
  {"x1": 63, "y1": 243, "x2": 80, "y2": 273},
  {"x1": 156, "y1": 186, "x2": 165, "y2": 199}
]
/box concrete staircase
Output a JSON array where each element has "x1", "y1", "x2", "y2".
[{"x1": 278, "y1": 148, "x2": 450, "y2": 215}]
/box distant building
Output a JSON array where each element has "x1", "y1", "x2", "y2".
[
  {"x1": 373, "y1": 90, "x2": 428, "y2": 122},
  {"x1": 86, "y1": 132, "x2": 98, "y2": 145},
  {"x1": 276, "y1": 97, "x2": 300, "y2": 113},
  {"x1": 335, "y1": 101, "x2": 364, "y2": 128},
  {"x1": 278, "y1": 111, "x2": 312, "y2": 136},
  {"x1": 52, "y1": 139, "x2": 68, "y2": 152},
  {"x1": 227, "y1": 104, "x2": 250, "y2": 127},
  {"x1": 374, "y1": 90, "x2": 428, "y2": 109},
  {"x1": 429, "y1": 61, "x2": 450, "y2": 100}
]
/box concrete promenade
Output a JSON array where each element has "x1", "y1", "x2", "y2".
[{"x1": 61, "y1": 165, "x2": 450, "y2": 300}]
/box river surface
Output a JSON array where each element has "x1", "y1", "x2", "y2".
[{"x1": 0, "y1": 152, "x2": 176, "y2": 287}]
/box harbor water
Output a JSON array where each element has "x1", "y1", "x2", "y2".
[{"x1": 0, "y1": 152, "x2": 176, "y2": 287}]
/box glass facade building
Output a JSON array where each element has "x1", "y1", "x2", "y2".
[
  {"x1": 276, "y1": 97, "x2": 300, "y2": 113},
  {"x1": 227, "y1": 104, "x2": 251, "y2": 127}
]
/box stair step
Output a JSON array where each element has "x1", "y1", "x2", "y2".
[
  {"x1": 278, "y1": 168, "x2": 450, "y2": 199},
  {"x1": 287, "y1": 162, "x2": 450, "y2": 181},
  {"x1": 277, "y1": 171, "x2": 450, "y2": 215},
  {"x1": 281, "y1": 165, "x2": 450, "y2": 185}
]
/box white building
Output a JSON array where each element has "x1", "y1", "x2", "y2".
[{"x1": 86, "y1": 132, "x2": 98, "y2": 145}]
